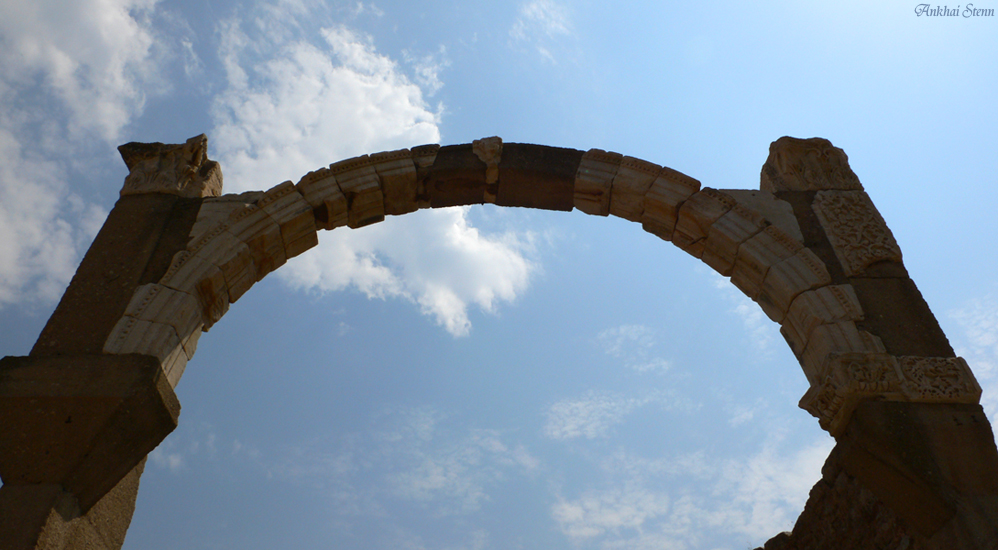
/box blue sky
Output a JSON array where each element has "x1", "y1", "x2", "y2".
[{"x1": 1, "y1": 1, "x2": 997, "y2": 549}]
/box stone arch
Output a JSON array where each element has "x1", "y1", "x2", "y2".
[{"x1": 2, "y1": 134, "x2": 996, "y2": 550}]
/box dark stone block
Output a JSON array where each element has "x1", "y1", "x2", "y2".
[
  {"x1": 426, "y1": 144, "x2": 487, "y2": 208},
  {"x1": 0, "y1": 354, "x2": 179, "y2": 513},
  {"x1": 849, "y1": 276, "x2": 955, "y2": 357},
  {"x1": 496, "y1": 143, "x2": 583, "y2": 211}
]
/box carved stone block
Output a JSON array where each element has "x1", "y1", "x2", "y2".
[
  {"x1": 257, "y1": 181, "x2": 319, "y2": 259},
  {"x1": 782, "y1": 285, "x2": 865, "y2": 360},
  {"x1": 190, "y1": 192, "x2": 265, "y2": 245},
  {"x1": 121, "y1": 284, "x2": 200, "y2": 349},
  {"x1": 118, "y1": 134, "x2": 223, "y2": 198},
  {"x1": 574, "y1": 149, "x2": 621, "y2": 216},
  {"x1": 760, "y1": 136, "x2": 863, "y2": 192},
  {"x1": 723, "y1": 189, "x2": 803, "y2": 242},
  {"x1": 799, "y1": 352, "x2": 904, "y2": 435},
  {"x1": 801, "y1": 322, "x2": 887, "y2": 385},
  {"x1": 496, "y1": 143, "x2": 581, "y2": 211},
  {"x1": 411, "y1": 144, "x2": 441, "y2": 210},
  {"x1": 673, "y1": 188, "x2": 737, "y2": 257},
  {"x1": 897, "y1": 356, "x2": 982, "y2": 404},
  {"x1": 640, "y1": 166, "x2": 700, "y2": 240},
  {"x1": 223, "y1": 206, "x2": 287, "y2": 279},
  {"x1": 757, "y1": 248, "x2": 832, "y2": 323},
  {"x1": 730, "y1": 225, "x2": 803, "y2": 299},
  {"x1": 812, "y1": 190, "x2": 903, "y2": 276},
  {"x1": 371, "y1": 149, "x2": 419, "y2": 215},
  {"x1": 473, "y1": 137, "x2": 503, "y2": 201},
  {"x1": 609, "y1": 156, "x2": 660, "y2": 222},
  {"x1": 103, "y1": 316, "x2": 184, "y2": 374},
  {"x1": 330, "y1": 155, "x2": 385, "y2": 228},
  {"x1": 702, "y1": 203, "x2": 768, "y2": 276},
  {"x1": 158, "y1": 251, "x2": 229, "y2": 330}
]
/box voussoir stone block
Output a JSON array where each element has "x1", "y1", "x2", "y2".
[
  {"x1": 257, "y1": 181, "x2": 319, "y2": 260},
  {"x1": 730, "y1": 225, "x2": 804, "y2": 300},
  {"x1": 296, "y1": 167, "x2": 347, "y2": 230},
  {"x1": 473, "y1": 137, "x2": 503, "y2": 203},
  {"x1": 673, "y1": 188, "x2": 737, "y2": 257},
  {"x1": 723, "y1": 189, "x2": 803, "y2": 243},
  {"x1": 574, "y1": 149, "x2": 621, "y2": 216},
  {"x1": 158, "y1": 250, "x2": 229, "y2": 330},
  {"x1": 0, "y1": 354, "x2": 179, "y2": 513},
  {"x1": 411, "y1": 144, "x2": 440, "y2": 209},
  {"x1": 701, "y1": 203, "x2": 768, "y2": 277},
  {"x1": 330, "y1": 155, "x2": 385, "y2": 228},
  {"x1": 782, "y1": 285, "x2": 865, "y2": 359},
  {"x1": 757, "y1": 247, "x2": 833, "y2": 323},
  {"x1": 371, "y1": 149, "x2": 419, "y2": 215},
  {"x1": 800, "y1": 321, "x2": 887, "y2": 385},
  {"x1": 640, "y1": 166, "x2": 701, "y2": 241},
  {"x1": 121, "y1": 283, "x2": 200, "y2": 346},
  {"x1": 760, "y1": 136, "x2": 863, "y2": 192},
  {"x1": 497, "y1": 143, "x2": 582, "y2": 211},
  {"x1": 608, "y1": 156, "x2": 661, "y2": 222},
  {"x1": 426, "y1": 144, "x2": 487, "y2": 208}
]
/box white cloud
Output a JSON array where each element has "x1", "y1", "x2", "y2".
[
  {"x1": 404, "y1": 46, "x2": 450, "y2": 97},
  {"x1": 211, "y1": 11, "x2": 536, "y2": 336},
  {"x1": 0, "y1": 0, "x2": 163, "y2": 308},
  {"x1": 552, "y1": 434, "x2": 834, "y2": 548},
  {"x1": 544, "y1": 391, "x2": 648, "y2": 440},
  {"x1": 711, "y1": 271, "x2": 776, "y2": 352}
]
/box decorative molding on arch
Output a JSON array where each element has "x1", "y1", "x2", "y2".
[{"x1": 1, "y1": 134, "x2": 995, "y2": 550}]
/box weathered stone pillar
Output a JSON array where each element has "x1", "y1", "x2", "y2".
[
  {"x1": 758, "y1": 137, "x2": 998, "y2": 550},
  {"x1": 0, "y1": 135, "x2": 220, "y2": 550}
]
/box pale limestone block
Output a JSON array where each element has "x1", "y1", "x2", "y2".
[
  {"x1": 640, "y1": 166, "x2": 700, "y2": 240},
  {"x1": 179, "y1": 321, "x2": 202, "y2": 360},
  {"x1": 411, "y1": 144, "x2": 441, "y2": 210},
  {"x1": 608, "y1": 156, "x2": 661, "y2": 222},
  {"x1": 371, "y1": 149, "x2": 419, "y2": 215},
  {"x1": 673, "y1": 189, "x2": 737, "y2": 257},
  {"x1": 897, "y1": 356, "x2": 982, "y2": 404},
  {"x1": 730, "y1": 225, "x2": 804, "y2": 299},
  {"x1": 119, "y1": 134, "x2": 223, "y2": 198},
  {"x1": 189, "y1": 195, "x2": 258, "y2": 246},
  {"x1": 122, "y1": 284, "x2": 201, "y2": 349},
  {"x1": 191, "y1": 230, "x2": 258, "y2": 303},
  {"x1": 223, "y1": 206, "x2": 287, "y2": 278},
  {"x1": 472, "y1": 137, "x2": 503, "y2": 189},
  {"x1": 757, "y1": 248, "x2": 832, "y2": 322},
  {"x1": 701, "y1": 204, "x2": 768, "y2": 276},
  {"x1": 103, "y1": 316, "x2": 184, "y2": 367},
  {"x1": 162, "y1": 342, "x2": 189, "y2": 388},
  {"x1": 296, "y1": 168, "x2": 348, "y2": 230},
  {"x1": 799, "y1": 352, "x2": 903, "y2": 435},
  {"x1": 800, "y1": 322, "x2": 886, "y2": 385},
  {"x1": 723, "y1": 189, "x2": 803, "y2": 242},
  {"x1": 782, "y1": 285, "x2": 864, "y2": 358},
  {"x1": 574, "y1": 149, "x2": 621, "y2": 216},
  {"x1": 257, "y1": 181, "x2": 319, "y2": 259},
  {"x1": 812, "y1": 190, "x2": 903, "y2": 276},
  {"x1": 159, "y1": 250, "x2": 228, "y2": 330},
  {"x1": 331, "y1": 155, "x2": 385, "y2": 228}
]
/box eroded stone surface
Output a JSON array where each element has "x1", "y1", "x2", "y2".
[
  {"x1": 812, "y1": 190, "x2": 903, "y2": 277},
  {"x1": 574, "y1": 149, "x2": 621, "y2": 216},
  {"x1": 119, "y1": 134, "x2": 223, "y2": 198},
  {"x1": 760, "y1": 136, "x2": 863, "y2": 192}
]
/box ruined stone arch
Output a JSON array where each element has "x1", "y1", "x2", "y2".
[{"x1": 2, "y1": 134, "x2": 997, "y2": 550}]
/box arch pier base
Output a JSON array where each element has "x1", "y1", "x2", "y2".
[{"x1": 2, "y1": 134, "x2": 998, "y2": 549}]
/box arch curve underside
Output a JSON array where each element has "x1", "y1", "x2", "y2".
[{"x1": 2, "y1": 135, "x2": 998, "y2": 550}]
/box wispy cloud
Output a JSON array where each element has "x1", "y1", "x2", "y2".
[
  {"x1": 212, "y1": 8, "x2": 536, "y2": 337},
  {"x1": 949, "y1": 291, "x2": 998, "y2": 425},
  {"x1": 544, "y1": 390, "x2": 669, "y2": 440},
  {"x1": 509, "y1": 0, "x2": 572, "y2": 63},
  {"x1": 552, "y1": 433, "x2": 833, "y2": 548},
  {"x1": 597, "y1": 324, "x2": 672, "y2": 374},
  {"x1": 710, "y1": 271, "x2": 777, "y2": 353}
]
